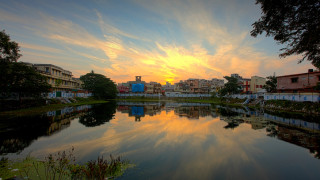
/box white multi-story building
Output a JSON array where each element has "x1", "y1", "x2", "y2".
[{"x1": 33, "y1": 64, "x2": 82, "y2": 92}]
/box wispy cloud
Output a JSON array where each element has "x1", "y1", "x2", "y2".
[{"x1": 0, "y1": 0, "x2": 314, "y2": 83}]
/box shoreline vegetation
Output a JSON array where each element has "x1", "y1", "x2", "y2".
[
  {"x1": 116, "y1": 96, "x2": 320, "y2": 116},
  {"x1": 0, "y1": 147, "x2": 132, "y2": 180},
  {"x1": 1, "y1": 96, "x2": 319, "y2": 117}
]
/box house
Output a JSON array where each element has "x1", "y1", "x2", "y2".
[
  {"x1": 174, "y1": 81, "x2": 191, "y2": 93},
  {"x1": 277, "y1": 69, "x2": 320, "y2": 93},
  {"x1": 162, "y1": 82, "x2": 175, "y2": 92},
  {"x1": 145, "y1": 82, "x2": 162, "y2": 94},
  {"x1": 186, "y1": 79, "x2": 200, "y2": 93},
  {"x1": 117, "y1": 83, "x2": 130, "y2": 93},
  {"x1": 250, "y1": 76, "x2": 266, "y2": 93}
]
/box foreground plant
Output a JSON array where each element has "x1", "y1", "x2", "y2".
[{"x1": 0, "y1": 147, "x2": 132, "y2": 180}]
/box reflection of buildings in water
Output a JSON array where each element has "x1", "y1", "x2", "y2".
[
  {"x1": 130, "y1": 106, "x2": 144, "y2": 122},
  {"x1": 117, "y1": 105, "x2": 164, "y2": 121},
  {"x1": 175, "y1": 106, "x2": 199, "y2": 119},
  {"x1": 174, "y1": 106, "x2": 212, "y2": 119},
  {"x1": 46, "y1": 111, "x2": 88, "y2": 135},
  {"x1": 219, "y1": 106, "x2": 320, "y2": 159},
  {"x1": 144, "y1": 105, "x2": 162, "y2": 116},
  {"x1": 0, "y1": 105, "x2": 92, "y2": 155},
  {"x1": 47, "y1": 118, "x2": 71, "y2": 135},
  {"x1": 164, "y1": 106, "x2": 175, "y2": 113},
  {"x1": 268, "y1": 124, "x2": 320, "y2": 159},
  {"x1": 117, "y1": 105, "x2": 130, "y2": 113},
  {"x1": 117, "y1": 103, "x2": 215, "y2": 121},
  {"x1": 242, "y1": 116, "x2": 268, "y2": 130},
  {"x1": 264, "y1": 113, "x2": 320, "y2": 131}
]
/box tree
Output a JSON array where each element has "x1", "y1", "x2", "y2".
[
  {"x1": 218, "y1": 76, "x2": 241, "y2": 96},
  {"x1": 2, "y1": 62, "x2": 51, "y2": 101},
  {"x1": 55, "y1": 79, "x2": 62, "y2": 87},
  {"x1": 263, "y1": 75, "x2": 277, "y2": 92},
  {"x1": 0, "y1": 30, "x2": 51, "y2": 102},
  {"x1": 80, "y1": 71, "x2": 117, "y2": 99},
  {"x1": 0, "y1": 30, "x2": 21, "y2": 63},
  {"x1": 251, "y1": 0, "x2": 320, "y2": 68}
]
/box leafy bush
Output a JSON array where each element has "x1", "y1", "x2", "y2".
[{"x1": 0, "y1": 147, "x2": 131, "y2": 180}]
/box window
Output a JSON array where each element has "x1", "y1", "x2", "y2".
[
  {"x1": 318, "y1": 76, "x2": 320, "y2": 81},
  {"x1": 291, "y1": 78, "x2": 298, "y2": 83},
  {"x1": 45, "y1": 67, "x2": 49, "y2": 73}
]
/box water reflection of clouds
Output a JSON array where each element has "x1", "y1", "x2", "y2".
[{"x1": 5, "y1": 104, "x2": 320, "y2": 179}]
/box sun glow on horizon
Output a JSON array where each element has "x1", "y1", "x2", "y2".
[{"x1": 0, "y1": 0, "x2": 315, "y2": 84}]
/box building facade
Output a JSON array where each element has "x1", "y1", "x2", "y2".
[
  {"x1": 162, "y1": 82, "x2": 175, "y2": 92},
  {"x1": 277, "y1": 70, "x2": 320, "y2": 93},
  {"x1": 242, "y1": 78, "x2": 251, "y2": 93},
  {"x1": 250, "y1": 76, "x2": 266, "y2": 93},
  {"x1": 33, "y1": 64, "x2": 82, "y2": 92}
]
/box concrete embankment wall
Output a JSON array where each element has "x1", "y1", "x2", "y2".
[
  {"x1": 47, "y1": 91, "x2": 93, "y2": 98},
  {"x1": 117, "y1": 93, "x2": 211, "y2": 98},
  {"x1": 230, "y1": 93, "x2": 320, "y2": 102}
]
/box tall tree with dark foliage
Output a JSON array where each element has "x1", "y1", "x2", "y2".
[
  {"x1": 251, "y1": 0, "x2": 320, "y2": 68},
  {"x1": 0, "y1": 30, "x2": 51, "y2": 102},
  {"x1": 80, "y1": 71, "x2": 117, "y2": 99}
]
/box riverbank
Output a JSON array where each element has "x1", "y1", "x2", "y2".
[
  {"x1": 116, "y1": 97, "x2": 320, "y2": 115},
  {"x1": 0, "y1": 97, "x2": 108, "y2": 117},
  {"x1": 263, "y1": 100, "x2": 320, "y2": 115}
]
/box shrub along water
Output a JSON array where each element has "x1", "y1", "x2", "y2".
[{"x1": 0, "y1": 147, "x2": 132, "y2": 180}]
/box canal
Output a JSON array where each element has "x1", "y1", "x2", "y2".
[{"x1": 1, "y1": 101, "x2": 320, "y2": 179}]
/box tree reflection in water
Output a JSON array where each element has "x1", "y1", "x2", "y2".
[
  {"x1": 79, "y1": 101, "x2": 117, "y2": 127},
  {"x1": 0, "y1": 105, "x2": 92, "y2": 155}
]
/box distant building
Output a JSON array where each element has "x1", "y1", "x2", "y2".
[
  {"x1": 210, "y1": 78, "x2": 224, "y2": 89},
  {"x1": 230, "y1": 73, "x2": 250, "y2": 93},
  {"x1": 162, "y1": 82, "x2": 175, "y2": 92},
  {"x1": 126, "y1": 76, "x2": 146, "y2": 92},
  {"x1": 186, "y1": 79, "x2": 200, "y2": 93},
  {"x1": 277, "y1": 69, "x2": 320, "y2": 93},
  {"x1": 174, "y1": 81, "x2": 191, "y2": 93},
  {"x1": 117, "y1": 83, "x2": 129, "y2": 93},
  {"x1": 144, "y1": 81, "x2": 161, "y2": 94},
  {"x1": 250, "y1": 76, "x2": 266, "y2": 93},
  {"x1": 33, "y1": 64, "x2": 82, "y2": 92},
  {"x1": 242, "y1": 78, "x2": 251, "y2": 93}
]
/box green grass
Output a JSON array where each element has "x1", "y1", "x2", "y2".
[
  {"x1": 0, "y1": 98, "x2": 108, "y2": 117},
  {"x1": 115, "y1": 98, "x2": 174, "y2": 102}
]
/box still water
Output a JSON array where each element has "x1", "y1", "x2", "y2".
[{"x1": 1, "y1": 101, "x2": 320, "y2": 179}]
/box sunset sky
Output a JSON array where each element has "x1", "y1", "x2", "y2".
[{"x1": 0, "y1": 0, "x2": 314, "y2": 84}]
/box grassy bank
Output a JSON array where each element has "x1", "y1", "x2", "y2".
[
  {"x1": 0, "y1": 98, "x2": 108, "y2": 117},
  {"x1": 116, "y1": 97, "x2": 174, "y2": 102}
]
